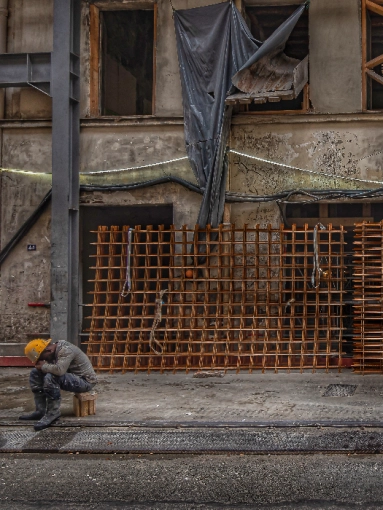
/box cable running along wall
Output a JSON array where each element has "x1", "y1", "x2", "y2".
[{"x1": 86, "y1": 224, "x2": 347, "y2": 373}]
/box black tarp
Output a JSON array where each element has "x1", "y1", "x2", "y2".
[{"x1": 174, "y1": 1, "x2": 306, "y2": 228}]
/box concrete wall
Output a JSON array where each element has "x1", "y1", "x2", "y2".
[
  {"x1": 79, "y1": 121, "x2": 191, "y2": 177},
  {"x1": 0, "y1": 121, "x2": 198, "y2": 342},
  {"x1": 155, "y1": 0, "x2": 223, "y2": 116},
  {"x1": 2, "y1": 0, "x2": 365, "y2": 118},
  {"x1": 0, "y1": 127, "x2": 52, "y2": 342},
  {"x1": 0, "y1": 0, "x2": 376, "y2": 344},
  {"x1": 309, "y1": 0, "x2": 362, "y2": 113},
  {"x1": 229, "y1": 114, "x2": 383, "y2": 226}
]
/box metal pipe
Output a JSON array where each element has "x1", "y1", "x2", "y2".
[{"x1": 0, "y1": 0, "x2": 8, "y2": 119}]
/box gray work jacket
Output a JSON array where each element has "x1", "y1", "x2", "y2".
[{"x1": 41, "y1": 340, "x2": 98, "y2": 385}]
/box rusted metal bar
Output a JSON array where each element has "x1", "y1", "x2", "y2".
[
  {"x1": 353, "y1": 221, "x2": 383, "y2": 373},
  {"x1": 86, "y1": 224, "x2": 347, "y2": 372}
]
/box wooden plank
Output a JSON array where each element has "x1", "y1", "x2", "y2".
[
  {"x1": 362, "y1": 0, "x2": 368, "y2": 109},
  {"x1": 89, "y1": 5, "x2": 100, "y2": 117},
  {"x1": 280, "y1": 91, "x2": 294, "y2": 101},
  {"x1": 152, "y1": 3, "x2": 157, "y2": 114},
  {"x1": 238, "y1": 97, "x2": 252, "y2": 104},
  {"x1": 366, "y1": 0, "x2": 383, "y2": 16},
  {"x1": 226, "y1": 90, "x2": 294, "y2": 103},
  {"x1": 234, "y1": 0, "x2": 241, "y2": 10},
  {"x1": 366, "y1": 68, "x2": 383, "y2": 86},
  {"x1": 286, "y1": 217, "x2": 374, "y2": 227},
  {"x1": 366, "y1": 53, "x2": 383, "y2": 69},
  {"x1": 302, "y1": 83, "x2": 310, "y2": 111},
  {"x1": 91, "y1": 1, "x2": 156, "y2": 9}
]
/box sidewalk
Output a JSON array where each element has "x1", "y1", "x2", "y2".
[
  {"x1": 1, "y1": 368, "x2": 383, "y2": 454},
  {"x1": 0, "y1": 367, "x2": 382, "y2": 425}
]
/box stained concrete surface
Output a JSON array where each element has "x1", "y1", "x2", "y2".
[
  {"x1": 3, "y1": 505, "x2": 383, "y2": 510},
  {"x1": 3, "y1": 426, "x2": 383, "y2": 454},
  {"x1": 1, "y1": 454, "x2": 383, "y2": 508},
  {"x1": 1, "y1": 370, "x2": 383, "y2": 508},
  {"x1": 309, "y1": 0, "x2": 362, "y2": 113},
  {"x1": 1, "y1": 368, "x2": 382, "y2": 425}
]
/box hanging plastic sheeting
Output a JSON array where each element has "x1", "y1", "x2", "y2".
[
  {"x1": 173, "y1": 1, "x2": 306, "y2": 228},
  {"x1": 174, "y1": 1, "x2": 259, "y2": 228},
  {"x1": 232, "y1": 4, "x2": 307, "y2": 93}
]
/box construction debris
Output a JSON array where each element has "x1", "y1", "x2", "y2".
[{"x1": 193, "y1": 370, "x2": 225, "y2": 378}]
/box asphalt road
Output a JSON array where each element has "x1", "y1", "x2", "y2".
[{"x1": 1, "y1": 453, "x2": 383, "y2": 509}]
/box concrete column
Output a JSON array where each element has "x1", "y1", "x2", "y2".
[{"x1": 309, "y1": 0, "x2": 362, "y2": 114}]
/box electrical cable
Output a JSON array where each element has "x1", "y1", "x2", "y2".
[
  {"x1": 229, "y1": 149, "x2": 383, "y2": 186},
  {"x1": 4, "y1": 176, "x2": 383, "y2": 267},
  {"x1": 80, "y1": 175, "x2": 202, "y2": 194}
]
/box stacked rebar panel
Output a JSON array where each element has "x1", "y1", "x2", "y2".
[
  {"x1": 86, "y1": 224, "x2": 346, "y2": 373},
  {"x1": 353, "y1": 222, "x2": 383, "y2": 373}
]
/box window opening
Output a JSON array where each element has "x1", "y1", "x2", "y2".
[
  {"x1": 239, "y1": 4, "x2": 309, "y2": 113},
  {"x1": 101, "y1": 10, "x2": 154, "y2": 116},
  {"x1": 362, "y1": 0, "x2": 383, "y2": 110}
]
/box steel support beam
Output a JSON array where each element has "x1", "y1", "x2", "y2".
[
  {"x1": 0, "y1": 1, "x2": 81, "y2": 345},
  {"x1": 0, "y1": 53, "x2": 51, "y2": 95},
  {"x1": 51, "y1": 0, "x2": 81, "y2": 345}
]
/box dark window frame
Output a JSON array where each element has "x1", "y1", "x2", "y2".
[
  {"x1": 362, "y1": 0, "x2": 383, "y2": 111},
  {"x1": 89, "y1": 3, "x2": 157, "y2": 117}
]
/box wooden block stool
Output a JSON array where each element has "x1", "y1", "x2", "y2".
[{"x1": 73, "y1": 391, "x2": 97, "y2": 417}]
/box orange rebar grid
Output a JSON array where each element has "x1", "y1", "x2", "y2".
[
  {"x1": 353, "y1": 221, "x2": 383, "y2": 373},
  {"x1": 86, "y1": 224, "x2": 346, "y2": 373}
]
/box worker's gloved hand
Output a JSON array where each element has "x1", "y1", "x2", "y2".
[{"x1": 35, "y1": 360, "x2": 45, "y2": 371}]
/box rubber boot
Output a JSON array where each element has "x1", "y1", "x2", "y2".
[
  {"x1": 34, "y1": 398, "x2": 61, "y2": 431},
  {"x1": 19, "y1": 393, "x2": 46, "y2": 421}
]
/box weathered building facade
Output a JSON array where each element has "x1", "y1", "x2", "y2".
[{"x1": 0, "y1": 0, "x2": 382, "y2": 368}]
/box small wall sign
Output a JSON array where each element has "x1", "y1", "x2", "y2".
[{"x1": 27, "y1": 244, "x2": 36, "y2": 251}]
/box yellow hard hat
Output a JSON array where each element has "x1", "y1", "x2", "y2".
[{"x1": 25, "y1": 338, "x2": 51, "y2": 363}]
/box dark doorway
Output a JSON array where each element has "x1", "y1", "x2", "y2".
[
  {"x1": 80, "y1": 204, "x2": 173, "y2": 341},
  {"x1": 285, "y1": 200, "x2": 383, "y2": 358}
]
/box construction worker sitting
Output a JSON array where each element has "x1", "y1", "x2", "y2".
[{"x1": 20, "y1": 338, "x2": 98, "y2": 431}]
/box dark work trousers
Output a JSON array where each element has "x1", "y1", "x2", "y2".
[{"x1": 29, "y1": 368, "x2": 94, "y2": 400}]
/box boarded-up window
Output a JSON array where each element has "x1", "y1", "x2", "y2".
[{"x1": 101, "y1": 10, "x2": 154, "y2": 116}]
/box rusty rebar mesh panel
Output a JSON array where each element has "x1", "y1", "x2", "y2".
[
  {"x1": 85, "y1": 224, "x2": 346, "y2": 373},
  {"x1": 353, "y1": 222, "x2": 383, "y2": 374}
]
